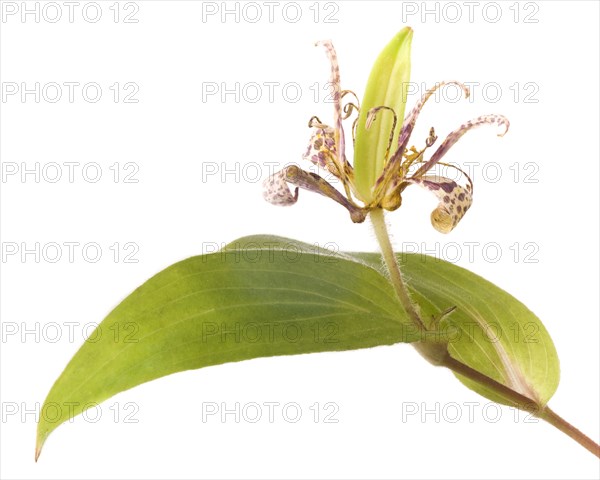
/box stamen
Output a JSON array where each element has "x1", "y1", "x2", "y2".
[
  {"x1": 433, "y1": 161, "x2": 473, "y2": 193},
  {"x1": 341, "y1": 89, "x2": 360, "y2": 107},
  {"x1": 308, "y1": 116, "x2": 327, "y2": 129},
  {"x1": 341, "y1": 90, "x2": 360, "y2": 119},
  {"x1": 411, "y1": 159, "x2": 473, "y2": 194},
  {"x1": 376, "y1": 81, "x2": 469, "y2": 195},
  {"x1": 366, "y1": 105, "x2": 398, "y2": 164},
  {"x1": 377, "y1": 128, "x2": 438, "y2": 204},
  {"x1": 413, "y1": 114, "x2": 509, "y2": 178},
  {"x1": 342, "y1": 102, "x2": 360, "y2": 120},
  {"x1": 401, "y1": 128, "x2": 438, "y2": 176},
  {"x1": 351, "y1": 117, "x2": 359, "y2": 144},
  {"x1": 399, "y1": 146, "x2": 425, "y2": 177},
  {"x1": 425, "y1": 127, "x2": 437, "y2": 148}
]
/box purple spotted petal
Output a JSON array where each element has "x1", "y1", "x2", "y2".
[
  {"x1": 316, "y1": 40, "x2": 346, "y2": 167},
  {"x1": 262, "y1": 169, "x2": 299, "y2": 206},
  {"x1": 408, "y1": 175, "x2": 473, "y2": 233},
  {"x1": 263, "y1": 166, "x2": 367, "y2": 223},
  {"x1": 413, "y1": 114, "x2": 510, "y2": 178},
  {"x1": 302, "y1": 125, "x2": 338, "y2": 171},
  {"x1": 397, "y1": 80, "x2": 470, "y2": 154},
  {"x1": 378, "y1": 81, "x2": 470, "y2": 186}
]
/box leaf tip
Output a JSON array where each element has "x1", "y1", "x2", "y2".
[
  {"x1": 35, "y1": 426, "x2": 48, "y2": 462},
  {"x1": 35, "y1": 441, "x2": 42, "y2": 462}
]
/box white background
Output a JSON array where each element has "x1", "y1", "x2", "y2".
[{"x1": 1, "y1": 1, "x2": 599, "y2": 479}]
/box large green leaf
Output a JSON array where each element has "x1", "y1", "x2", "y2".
[
  {"x1": 36, "y1": 236, "x2": 418, "y2": 459},
  {"x1": 354, "y1": 252, "x2": 560, "y2": 407},
  {"x1": 37, "y1": 235, "x2": 560, "y2": 458}
]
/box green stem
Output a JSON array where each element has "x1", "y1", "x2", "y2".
[
  {"x1": 369, "y1": 208, "x2": 425, "y2": 331},
  {"x1": 369, "y1": 207, "x2": 600, "y2": 458}
]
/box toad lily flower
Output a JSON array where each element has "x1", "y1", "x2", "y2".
[{"x1": 262, "y1": 28, "x2": 509, "y2": 233}]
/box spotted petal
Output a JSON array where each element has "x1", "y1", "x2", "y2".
[
  {"x1": 263, "y1": 169, "x2": 299, "y2": 206},
  {"x1": 380, "y1": 80, "x2": 470, "y2": 184},
  {"x1": 409, "y1": 175, "x2": 473, "y2": 233},
  {"x1": 302, "y1": 123, "x2": 339, "y2": 175},
  {"x1": 397, "y1": 80, "x2": 470, "y2": 156},
  {"x1": 262, "y1": 166, "x2": 367, "y2": 223},
  {"x1": 315, "y1": 40, "x2": 346, "y2": 173},
  {"x1": 413, "y1": 114, "x2": 509, "y2": 179}
]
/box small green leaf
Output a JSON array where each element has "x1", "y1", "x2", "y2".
[
  {"x1": 36, "y1": 236, "x2": 419, "y2": 459},
  {"x1": 354, "y1": 252, "x2": 560, "y2": 407},
  {"x1": 354, "y1": 27, "x2": 413, "y2": 203}
]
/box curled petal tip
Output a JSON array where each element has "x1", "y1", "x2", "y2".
[
  {"x1": 497, "y1": 116, "x2": 510, "y2": 136},
  {"x1": 443, "y1": 80, "x2": 471, "y2": 100},
  {"x1": 262, "y1": 169, "x2": 299, "y2": 206},
  {"x1": 477, "y1": 114, "x2": 510, "y2": 137},
  {"x1": 409, "y1": 176, "x2": 473, "y2": 234}
]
